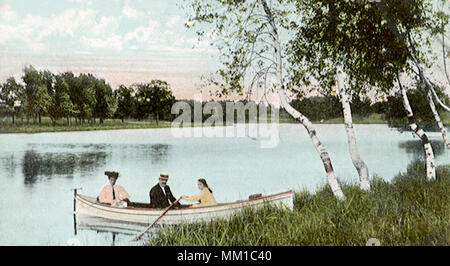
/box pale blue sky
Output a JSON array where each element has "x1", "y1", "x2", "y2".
[
  {"x1": 0, "y1": 0, "x2": 449, "y2": 100},
  {"x1": 0, "y1": 0, "x2": 219, "y2": 99}
]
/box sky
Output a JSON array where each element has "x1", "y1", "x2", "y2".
[
  {"x1": 0, "y1": 0, "x2": 220, "y2": 100},
  {"x1": 0, "y1": 0, "x2": 449, "y2": 101}
]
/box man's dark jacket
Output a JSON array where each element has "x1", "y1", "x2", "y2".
[{"x1": 149, "y1": 184, "x2": 181, "y2": 208}]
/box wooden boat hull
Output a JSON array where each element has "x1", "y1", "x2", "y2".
[{"x1": 74, "y1": 189, "x2": 294, "y2": 225}]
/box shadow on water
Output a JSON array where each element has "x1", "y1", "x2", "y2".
[
  {"x1": 20, "y1": 143, "x2": 170, "y2": 185},
  {"x1": 22, "y1": 149, "x2": 108, "y2": 185},
  {"x1": 0, "y1": 154, "x2": 17, "y2": 178},
  {"x1": 114, "y1": 143, "x2": 170, "y2": 164},
  {"x1": 149, "y1": 144, "x2": 170, "y2": 164},
  {"x1": 398, "y1": 140, "x2": 446, "y2": 159}
]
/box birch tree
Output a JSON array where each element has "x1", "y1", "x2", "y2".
[
  {"x1": 337, "y1": 67, "x2": 370, "y2": 191},
  {"x1": 430, "y1": 4, "x2": 450, "y2": 148},
  {"x1": 287, "y1": 0, "x2": 412, "y2": 191},
  {"x1": 183, "y1": 0, "x2": 346, "y2": 200},
  {"x1": 371, "y1": 0, "x2": 445, "y2": 180},
  {"x1": 397, "y1": 74, "x2": 436, "y2": 180},
  {"x1": 290, "y1": 0, "x2": 448, "y2": 181},
  {"x1": 424, "y1": 80, "x2": 450, "y2": 149}
]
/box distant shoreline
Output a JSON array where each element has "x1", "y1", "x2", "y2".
[{"x1": 0, "y1": 114, "x2": 448, "y2": 134}]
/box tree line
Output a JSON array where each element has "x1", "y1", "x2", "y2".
[
  {"x1": 0, "y1": 66, "x2": 175, "y2": 126},
  {"x1": 2, "y1": 65, "x2": 448, "y2": 129}
]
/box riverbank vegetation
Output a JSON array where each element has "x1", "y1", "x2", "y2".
[
  {"x1": 2, "y1": 73, "x2": 449, "y2": 134},
  {"x1": 148, "y1": 161, "x2": 450, "y2": 246},
  {"x1": 0, "y1": 117, "x2": 173, "y2": 134}
]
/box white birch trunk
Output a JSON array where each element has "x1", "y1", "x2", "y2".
[
  {"x1": 413, "y1": 62, "x2": 450, "y2": 149},
  {"x1": 336, "y1": 67, "x2": 371, "y2": 191},
  {"x1": 426, "y1": 89, "x2": 450, "y2": 149},
  {"x1": 429, "y1": 83, "x2": 450, "y2": 113},
  {"x1": 398, "y1": 75, "x2": 436, "y2": 181},
  {"x1": 260, "y1": 0, "x2": 346, "y2": 201}
]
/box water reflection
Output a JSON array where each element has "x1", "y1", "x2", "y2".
[
  {"x1": 0, "y1": 154, "x2": 17, "y2": 178},
  {"x1": 149, "y1": 144, "x2": 170, "y2": 164},
  {"x1": 74, "y1": 215, "x2": 157, "y2": 245},
  {"x1": 22, "y1": 149, "x2": 108, "y2": 185},
  {"x1": 19, "y1": 143, "x2": 170, "y2": 186},
  {"x1": 398, "y1": 140, "x2": 446, "y2": 159},
  {"x1": 114, "y1": 143, "x2": 170, "y2": 164}
]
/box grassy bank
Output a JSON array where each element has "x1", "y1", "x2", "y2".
[
  {"x1": 1, "y1": 112, "x2": 449, "y2": 133},
  {"x1": 0, "y1": 117, "x2": 173, "y2": 134},
  {"x1": 149, "y1": 162, "x2": 450, "y2": 246},
  {"x1": 300, "y1": 112, "x2": 450, "y2": 125}
]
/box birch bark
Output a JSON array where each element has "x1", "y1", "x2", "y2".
[
  {"x1": 398, "y1": 74, "x2": 436, "y2": 181},
  {"x1": 260, "y1": 0, "x2": 346, "y2": 200},
  {"x1": 426, "y1": 88, "x2": 450, "y2": 149},
  {"x1": 336, "y1": 67, "x2": 370, "y2": 191}
]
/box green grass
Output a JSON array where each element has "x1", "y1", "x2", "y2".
[
  {"x1": 0, "y1": 117, "x2": 173, "y2": 134},
  {"x1": 284, "y1": 112, "x2": 450, "y2": 125},
  {"x1": 148, "y1": 161, "x2": 450, "y2": 246},
  {"x1": 278, "y1": 113, "x2": 388, "y2": 124},
  {"x1": 1, "y1": 112, "x2": 448, "y2": 133}
]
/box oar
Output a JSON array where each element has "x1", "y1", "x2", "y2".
[{"x1": 133, "y1": 196, "x2": 182, "y2": 241}]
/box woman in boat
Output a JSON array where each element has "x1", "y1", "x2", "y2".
[
  {"x1": 98, "y1": 171, "x2": 130, "y2": 208},
  {"x1": 181, "y1": 178, "x2": 217, "y2": 208}
]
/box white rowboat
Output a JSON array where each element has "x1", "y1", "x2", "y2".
[{"x1": 74, "y1": 189, "x2": 294, "y2": 225}]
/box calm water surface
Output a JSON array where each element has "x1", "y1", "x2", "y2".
[{"x1": 0, "y1": 124, "x2": 448, "y2": 245}]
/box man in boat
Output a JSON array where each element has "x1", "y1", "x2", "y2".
[
  {"x1": 98, "y1": 171, "x2": 130, "y2": 207},
  {"x1": 149, "y1": 173, "x2": 181, "y2": 209}
]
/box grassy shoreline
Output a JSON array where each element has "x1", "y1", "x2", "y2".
[
  {"x1": 0, "y1": 118, "x2": 173, "y2": 134},
  {"x1": 0, "y1": 112, "x2": 448, "y2": 134},
  {"x1": 148, "y1": 162, "x2": 450, "y2": 246}
]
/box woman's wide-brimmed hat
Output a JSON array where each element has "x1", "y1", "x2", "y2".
[{"x1": 105, "y1": 171, "x2": 119, "y2": 179}]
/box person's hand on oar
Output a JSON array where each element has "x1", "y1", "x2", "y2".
[{"x1": 133, "y1": 196, "x2": 182, "y2": 241}]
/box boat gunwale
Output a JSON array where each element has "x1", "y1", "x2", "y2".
[{"x1": 75, "y1": 190, "x2": 293, "y2": 217}]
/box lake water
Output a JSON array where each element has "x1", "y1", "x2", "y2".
[{"x1": 0, "y1": 124, "x2": 448, "y2": 246}]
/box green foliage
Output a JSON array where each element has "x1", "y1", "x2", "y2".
[
  {"x1": 134, "y1": 80, "x2": 176, "y2": 123},
  {"x1": 289, "y1": 95, "x2": 342, "y2": 121},
  {"x1": 92, "y1": 77, "x2": 117, "y2": 123},
  {"x1": 47, "y1": 75, "x2": 74, "y2": 124},
  {"x1": 22, "y1": 66, "x2": 52, "y2": 123},
  {"x1": 115, "y1": 85, "x2": 136, "y2": 122},
  {"x1": 183, "y1": 0, "x2": 294, "y2": 97},
  {"x1": 384, "y1": 84, "x2": 449, "y2": 130},
  {"x1": 149, "y1": 162, "x2": 450, "y2": 246},
  {"x1": 0, "y1": 77, "x2": 22, "y2": 123},
  {"x1": 1, "y1": 66, "x2": 174, "y2": 127},
  {"x1": 288, "y1": 0, "x2": 413, "y2": 95}
]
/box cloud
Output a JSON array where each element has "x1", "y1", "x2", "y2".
[
  {"x1": 91, "y1": 16, "x2": 120, "y2": 35},
  {"x1": 0, "y1": 6, "x2": 121, "y2": 52},
  {"x1": 67, "y1": 0, "x2": 93, "y2": 5},
  {"x1": 79, "y1": 34, "x2": 123, "y2": 52},
  {"x1": 0, "y1": 4, "x2": 18, "y2": 22},
  {"x1": 122, "y1": 1, "x2": 146, "y2": 19},
  {"x1": 166, "y1": 15, "x2": 181, "y2": 28},
  {"x1": 124, "y1": 20, "x2": 159, "y2": 43}
]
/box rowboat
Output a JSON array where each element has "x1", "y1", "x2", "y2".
[{"x1": 74, "y1": 189, "x2": 294, "y2": 226}]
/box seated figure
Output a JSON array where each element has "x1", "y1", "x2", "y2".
[
  {"x1": 182, "y1": 178, "x2": 217, "y2": 208},
  {"x1": 98, "y1": 171, "x2": 130, "y2": 208}
]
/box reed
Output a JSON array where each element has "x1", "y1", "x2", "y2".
[{"x1": 148, "y1": 161, "x2": 450, "y2": 246}]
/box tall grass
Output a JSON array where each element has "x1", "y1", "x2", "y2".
[{"x1": 148, "y1": 162, "x2": 450, "y2": 246}]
